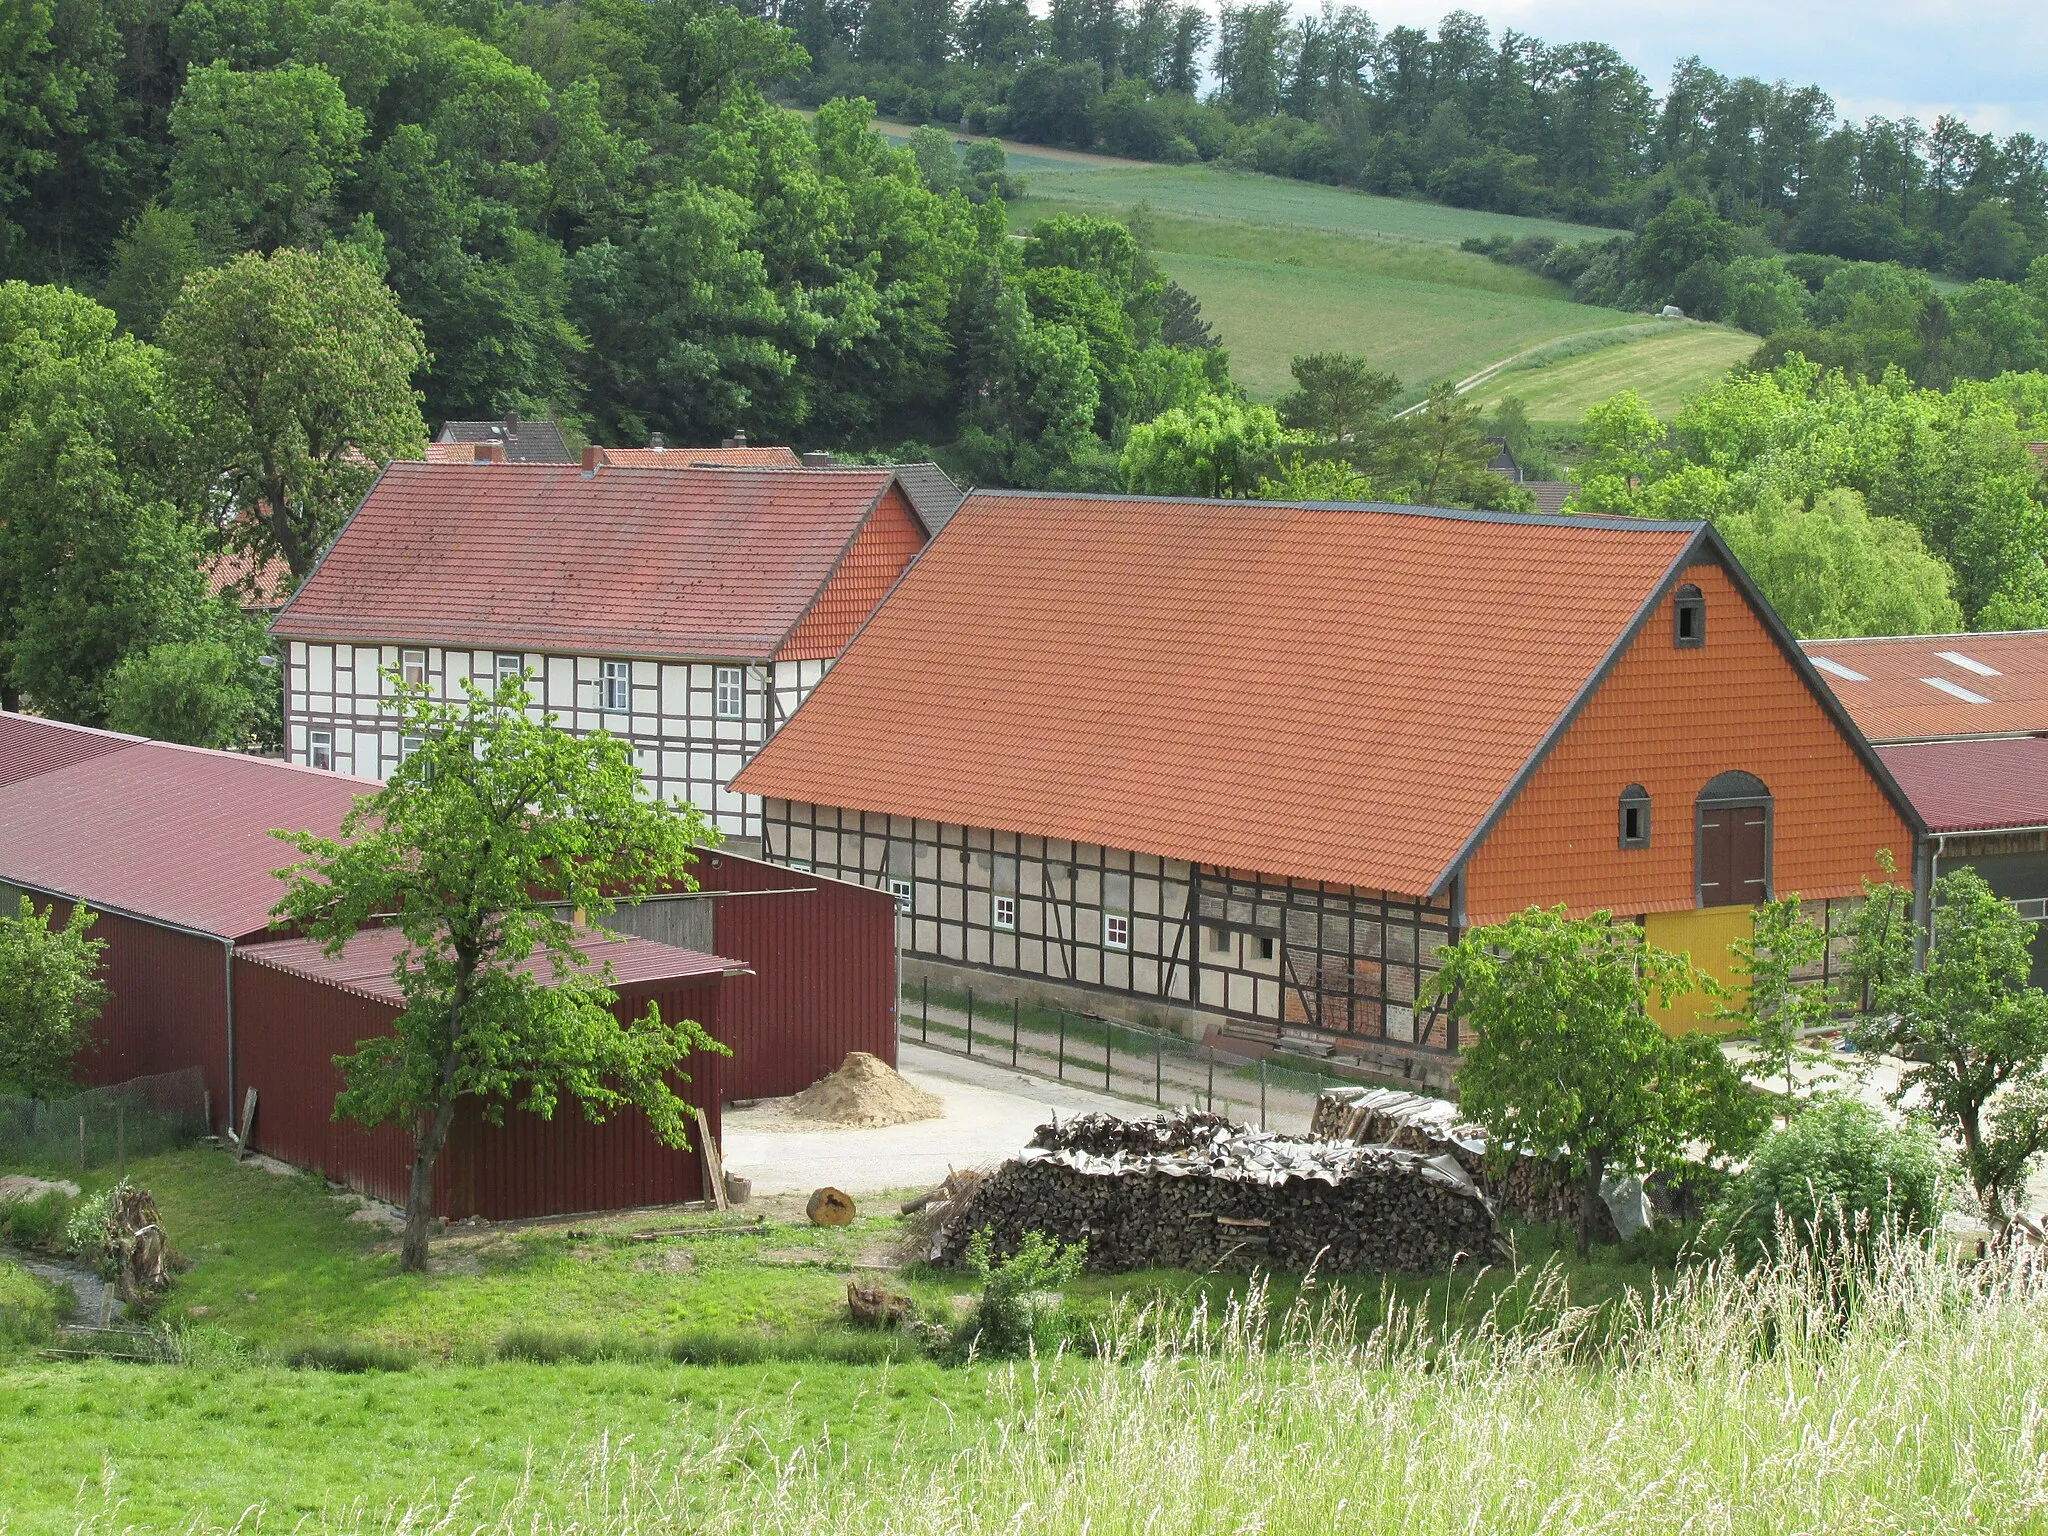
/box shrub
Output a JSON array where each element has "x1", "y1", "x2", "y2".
[
  {"x1": 64, "y1": 1181, "x2": 128, "y2": 1275},
  {"x1": 1708, "y1": 1098, "x2": 1949, "y2": 1259},
  {"x1": 0, "y1": 1189, "x2": 72, "y2": 1251},
  {"x1": 958, "y1": 1228, "x2": 1086, "y2": 1359}
]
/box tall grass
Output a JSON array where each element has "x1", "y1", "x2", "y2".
[{"x1": 117, "y1": 1236, "x2": 2048, "y2": 1534}]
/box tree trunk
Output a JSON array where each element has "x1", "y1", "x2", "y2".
[
  {"x1": 1959, "y1": 1106, "x2": 2005, "y2": 1236},
  {"x1": 399, "y1": 1092, "x2": 461, "y2": 1273},
  {"x1": 1577, "y1": 1150, "x2": 1606, "y2": 1260}
]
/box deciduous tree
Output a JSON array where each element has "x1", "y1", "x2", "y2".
[
  {"x1": 272, "y1": 675, "x2": 723, "y2": 1272},
  {"x1": 0, "y1": 898, "x2": 107, "y2": 1101}
]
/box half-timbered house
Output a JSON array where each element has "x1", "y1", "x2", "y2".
[
  {"x1": 271, "y1": 460, "x2": 929, "y2": 843},
  {"x1": 733, "y1": 491, "x2": 1921, "y2": 1074}
]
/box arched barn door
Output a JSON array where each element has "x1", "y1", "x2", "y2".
[{"x1": 1696, "y1": 771, "x2": 1772, "y2": 908}]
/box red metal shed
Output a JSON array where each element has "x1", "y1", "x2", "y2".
[{"x1": 234, "y1": 927, "x2": 745, "y2": 1219}]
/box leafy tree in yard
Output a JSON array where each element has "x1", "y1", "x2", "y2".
[
  {"x1": 1256, "y1": 453, "x2": 1375, "y2": 501},
  {"x1": 1277, "y1": 351, "x2": 1401, "y2": 446},
  {"x1": 1717, "y1": 489, "x2": 1963, "y2": 638},
  {"x1": 160, "y1": 246, "x2": 427, "y2": 582},
  {"x1": 104, "y1": 626, "x2": 278, "y2": 750},
  {"x1": 271, "y1": 675, "x2": 723, "y2": 1272},
  {"x1": 1430, "y1": 905, "x2": 1765, "y2": 1255},
  {"x1": 1716, "y1": 893, "x2": 1838, "y2": 1104},
  {"x1": 0, "y1": 899, "x2": 107, "y2": 1100},
  {"x1": 1392, "y1": 382, "x2": 1533, "y2": 509},
  {"x1": 1848, "y1": 866, "x2": 2048, "y2": 1235},
  {"x1": 1120, "y1": 394, "x2": 1302, "y2": 497}
]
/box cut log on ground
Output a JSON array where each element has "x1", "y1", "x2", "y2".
[{"x1": 807, "y1": 1186, "x2": 856, "y2": 1226}]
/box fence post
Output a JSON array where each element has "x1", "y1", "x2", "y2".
[
  {"x1": 966, "y1": 988, "x2": 974, "y2": 1057},
  {"x1": 1154, "y1": 1032, "x2": 1163, "y2": 1105},
  {"x1": 1057, "y1": 1012, "x2": 1067, "y2": 1081},
  {"x1": 117, "y1": 1101, "x2": 126, "y2": 1175},
  {"x1": 78, "y1": 1113, "x2": 87, "y2": 1174},
  {"x1": 1010, "y1": 998, "x2": 1019, "y2": 1067},
  {"x1": 1259, "y1": 1059, "x2": 1267, "y2": 1130},
  {"x1": 921, "y1": 976, "x2": 929, "y2": 1044}
]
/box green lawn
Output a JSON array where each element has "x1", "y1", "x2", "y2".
[{"x1": 1467, "y1": 324, "x2": 1760, "y2": 423}]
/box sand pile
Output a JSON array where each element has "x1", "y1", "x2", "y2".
[{"x1": 789, "y1": 1052, "x2": 944, "y2": 1128}]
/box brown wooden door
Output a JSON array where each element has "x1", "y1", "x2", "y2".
[{"x1": 1698, "y1": 802, "x2": 1770, "y2": 906}]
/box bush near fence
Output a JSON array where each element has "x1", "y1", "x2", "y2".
[{"x1": 0, "y1": 1067, "x2": 209, "y2": 1173}]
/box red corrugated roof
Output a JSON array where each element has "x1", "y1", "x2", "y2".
[
  {"x1": 0, "y1": 716, "x2": 373, "y2": 940},
  {"x1": 736, "y1": 493, "x2": 1703, "y2": 895},
  {"x1": 239, "y1": 924, "x2": 745, "y2": 1005},
  {"x1": 1801, "y1": 631, "x2": 2048, "y2": 741},
  {"x1": 1876, "y1": 735, "x2": 2048, "y2": 833},
  {"x1": 271, "y1": 463, "x2": 903, "y2": 660},
  {"x1": 600, "y1": 446, "x2": 802, "y2": 468},
  {"x1": 0, "y1": 712, "x2": 141, "y2": 789}
]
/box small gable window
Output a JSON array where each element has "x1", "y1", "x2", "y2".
[
  {"x1": 1673, "y1": 583, "x2": 1705, "y2": 648},
  {"x1": 1619, "y1": 784, "x2": 1651, "y2": 849}
]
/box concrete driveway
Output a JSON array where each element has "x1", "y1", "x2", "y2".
[{"x1": 720, "y1": 1041, "x2": 1138, "y2": 1197}]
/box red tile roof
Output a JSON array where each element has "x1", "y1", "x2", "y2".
[
  {"x1": 0, "y1": 712, "x2": 140, "y2": 789},
  {"x1": 0, "y1": 714, "x2": 373, "y2": 940},
  {"x1": 270, "y1": 463, "x2": 911, "y2": 661},
  {"x1": 1876, "y1": 735, "x2": 2048, "y2": 834},
  {"x1": 1801, "y1": 631, "x2": 2048, "y2": 741},
  {"x1": 599, "y1": 445, "x2": 802, "y2": 468},
  {"x1": 203, "y1": 547, "x2": 294, "y2": 610},
  {"x1": 736, "y1": 493, "x2": 1706, "y2": 896},
  {"x1": 240, "y1": 925, "x2": 745, "y2": 1005}
]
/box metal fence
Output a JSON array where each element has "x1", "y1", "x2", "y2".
[
  {"x1": 0, "y1": 1067, "x2": 209, "y2": 1174},
  {"x1": 898, "y1": 979, "x2": 1368, "y2": 1135}
]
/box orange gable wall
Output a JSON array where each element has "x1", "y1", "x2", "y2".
[
  {"x1": 1461, "y1": 559, "x2": 1912, "y2": 925},
  {"x1": 777, "y1": 487, "x2": 926, "y2": 663}
]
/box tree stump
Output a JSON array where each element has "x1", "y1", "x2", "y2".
[
  {"x1": 846, "y1": 1277, "x2": 912, "y2": 1327},
  {"x1": 807, "y1": 1187, "x2": 856, "y2": 1226}
]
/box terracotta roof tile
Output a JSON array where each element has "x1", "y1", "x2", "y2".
[
  {"x1": 240, "y1": 925, "x2": 745, "y2": 1005},
  {"x1": 204, "y1": 547, "x2": 294, "y2": 610},
  {"x1": 271, "y1": 463, "x2": 905, "y2": 660},
  {"x1": 599, "y1": 445, "x2": 802, "y2": 468},
  {"x1": 1801, "y1": 631, "x2": 2048, "y2": 741},
  {"x1": 0, "y1": 716, "x2": 372, "y2": 940},
  {"x1": 1876, "y1": 735, "x2": 2048, "y2": 833},
  {"x1": 736, "y1": 493, "x2": 1701, "y2": 895}
]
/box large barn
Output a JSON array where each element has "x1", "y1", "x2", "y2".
[
  {"x1": 0, "y1": 712, "x2": 898, "y2": 1215},
  {"x1": 735, "y1": 492, "x2": 1921, "y2": 1078}
]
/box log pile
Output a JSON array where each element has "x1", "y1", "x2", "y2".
[
  {"x1": 931, "y1": 1110, "x2": 1502, "y2": 1275},
  {"x1": 1312, "y1": 1088, "x2": 1618, "y2": 1241}
]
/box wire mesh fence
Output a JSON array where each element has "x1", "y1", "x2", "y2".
[
  {"x1": 0, "y1": 1067, "x2": 209, "y2": 1174},
  {"x1": 898, "y1": 978, "x2": 1370, "y2": 1135}
]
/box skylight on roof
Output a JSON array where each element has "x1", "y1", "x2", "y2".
[
  {"x1": 1810, "y1": 657, "x2": 1869, "y2": 682},
  {"x1": 1922, "y1": 676, "x2": 1992, "y2": 704},
  {"x1": 1935, "y1": 650, "x2": 2001, "y2": 677}
]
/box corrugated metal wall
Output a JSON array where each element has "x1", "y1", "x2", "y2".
[
  {"x1": 232, "y1": 957, "x2": 725, "y2": 1219},
  {"x1": 694, "y1": 852, "x2": 898, "y2": 1100},
  {"x1": 72, "y1": 909, "x2": 231, "y2": 1129}
]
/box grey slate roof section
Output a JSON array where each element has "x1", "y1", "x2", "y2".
[
  {"x1": 1524, "y1": 481, "x2": 1575, "y2": 515},
  {"x1": 434, "y1": 417, "x2": 573, "y2": 463},
  {"x1": 891, "y1": 462, "x2": 967, "y2": 532}
]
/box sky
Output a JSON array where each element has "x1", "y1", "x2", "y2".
[{"x1": 1274, "y1": 0, "x2": 2047, "y2": 139}]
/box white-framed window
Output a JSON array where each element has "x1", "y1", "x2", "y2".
[
  {"x1": 400, "y1": 649, "x2": 427, "y2": 687},
  {"x1": 602, "y1": 659, "x2": 630, "y2": 712},
  {"x1": 308, "y1": 730, "x2": 333, "y2": 771},
  {"x1": 715, "y1": 666, "x2": 744, "y2": 720},
  {"x1": 495, "y1": 652, "x2": 525, "y2": 686},
  {"x1": 1104, "y1": 913, "x2": 1131, "y2": 951},
  {"x1": 400, "y1": 734, "x2": 424, "y2": 762},
  {"x1": 888, "y1": 877, "x2": 913, "y2": 915},
  {"x1": 993, "y1": 894, "x2": 1017, "y2": 930}
]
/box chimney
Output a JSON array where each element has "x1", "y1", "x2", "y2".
[
  {"x1": 503, "y1": 410, "x2": 519, "y2": 439},
  {"x1": 475, "y1": 441, "x2": 505, "y2": 464},
  {"x1": 733, "y1": 430, "x2": 748, "y2": 447},
  {"x1": 801, "y1": 451, "x2": 835, "y2": 469},
  {"x1": 720, "y1": 436, "x2": 736, "y2": 449},
  {"x1": 648, "y1": 431, "x2": 666, "y2": 451},
  {"x1": 582, "y1": 444, "x2": 603, "y2": 473}
]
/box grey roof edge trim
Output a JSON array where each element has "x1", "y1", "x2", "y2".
[
  {"x1": 263, "y1": 628, "x2": 786, "y2": 665},
  {"x1": 267, "y1": 462, "x2": 393, "y2": 642},
  {"x1": 1804, "y1": 627, "x2": 2048, "y2": 645},
  {"x1": 960, "y1": 486, "x2": 1702, "y2": 534},
  {"x1": 1425, "y1": 533, "x2": 1708, "y2": 900},
  {"x1": 1428, "y1": 527, "x2": 1927, "y2": 901},
  {"x1": 767, "y1": 474, "x2": 910, "y2": 659}
]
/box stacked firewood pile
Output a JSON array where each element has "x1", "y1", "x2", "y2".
[
  {"x1": 931, "y1": 1110, "x2": 1502, "y2": 1274},
  {"x1": 1312, "y1": 1088, "x2": 1617, "y2": 1241}
]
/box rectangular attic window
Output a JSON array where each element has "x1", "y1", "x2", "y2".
[
  {"x1": 1810, "y1": 656, "x2": 1869, "y2": 682},
  {"x1": 401, "y1": 649, "x2": 427, "y2": 687},
  {"x1": 715, "y1": 667, "x2": 744, "y2": 720},
  {"x1": 309, "y1": 730, "x2": 333, "y2": 771},
  {"x1": 1935, "y1": 650, "x2": 2001, "y2": 677},
  {"x1": 1921, "y1": 676, "x2": 1991, "y2": 704}
]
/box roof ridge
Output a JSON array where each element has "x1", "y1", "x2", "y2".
[
  {"x1": 1804, "y1": 629, "x2": 2048, "y2": 645},
  {"x1": 959, "y1": 488, "x2": 1703, "y2": 533}
]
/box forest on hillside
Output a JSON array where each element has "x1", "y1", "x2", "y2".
[{"x1": 795, "y1": 0, "x2": 2047, "y2": 281}]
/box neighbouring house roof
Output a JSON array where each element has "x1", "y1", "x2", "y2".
[
  {"x1": 890, "y1": 462, "x2": 968, "y2": 531},
  {"x1": 1523, "y1": 482, "x2": 1575, "y2": 516},
  {"x1": 239, "y1": 925, "x2": 747, "y2": 1005},
  {"x1": 2027, "y1": 442, "x2": 2047, "y2": 476},
  {"x1": 737, "y1": 492, "x2": 1775, "y2": 897},
  {"x1": 203, "y1": 547, "x2": 295, "y2": 612},
  {"x1": 1801, "y1": 631, "x2": 2048, "y2": 741},
  {"x1": 434, "y1": 416, "x2": 573, "y2": 463},
  {"x1": 0, "y1": 713, "x2": 372, "y2": 941},
  {"x1": 269, "y1": 463, "x2": 918, "y2": 661},
  {"x1": 1876, "y1": 735, "x2": 2048, "y2": 834},
  {"x1": 598, "y1": 445, "x2": 802, "y2": 468}
]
